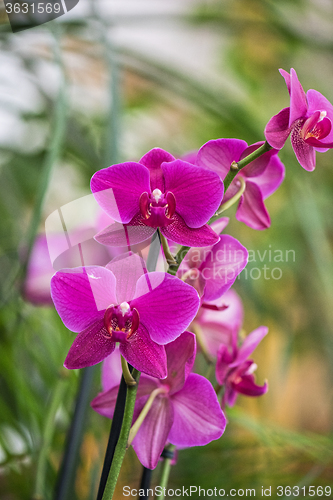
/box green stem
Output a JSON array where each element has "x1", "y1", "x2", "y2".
[
  {"x1": 158, "y1": 445, "x2": 176, "y2": 500},
  {"x1": 223, "y1": 141, "x2": 272, "y2": 192},
  {"x1": 212, "y1": 176, "x2": 246, "y2": 220},
  {"x1": 127, "y1": 387, "x2": 167, "y2": 447},
  {"x1": 101, "y1": 369, "x2": 141, "y2": 500},
  {"x1": 33, "y1": 374, "x2": 68, "y2": 500},
  {"x1": 167, "y1": 245, "x2": 190, "y2": 276},
  {"x1": 159, "y1": 230, "x2": 177, "y2": 266}
]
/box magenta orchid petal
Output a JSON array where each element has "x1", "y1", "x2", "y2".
[
  {"x1": 94, "y1": 219, "x2": 156, "y2": 247},
  {"x1": 264, "y1": 107, "x2": 291, "y2": 150},
  {"x1": 216, "y1": 345, "x2": 235, "y2": 385},
  {"x1": 135, "y1": 376, "x2": 161, "y2": 399},
  {"x1": 198, "y1": 235, "x2": 248, "y2": 301},
  {"x1": 102, "y1": 348, "x2": 123, "y2": 391},
  {"x1": 196, "y1": 138, "x2": 248, "y2": 179},
  {"x1": 289, "y1": 68, "x2": 308, "y2": 126},
  {"x1": 198, "y1": 322, "x2": 232, "y2": 359},
  {"x1": 224, "y1": 386, "x2": 238, "y2": 408},
  {"x1": 232, "y1": 374, "x2": 268, "y2": 397},
  {"x1": 290, "y1": 125, "x2": 316, "y2": 171},
  {"x1": 304, "y1": 137, "x2": 333, "y2": 149},
  {"x1": 132, "y1": 396, "x2": 174, "y2": 470},
  {"x1": 162, "y1": 160, "x2": 224, "y2": 228},
  {"x1": 164, "y1": 331, "x2": 196, "y2": 395},
  {"x1": 250, "y1": 155, "x2": 285, "y2": 199},
  {"x1": 236, "y1": 181, "x2": 270, "y2": 230},
  {"x1": 240, "y1": 142, "x2": 277, "y2": 177},
  {"x1": 279, "y1": 68, "x2": 291, "y2": 94},
  {"x1": 231, "y1": 326, "x2": 268, "y2": 367},
  {"x1": 168, "y1": 374, "x2": 226, "y2": 447},
  {"x1": 91, "y1": 385, "x2": 119, "y2": 419},
  {"x1": 91, "y1": 162, "x2": 150, "y2": 224},
  {"x1": 197, "y1": 289, "x2": 243, "y2": 357},
  {"x1": 24, "y1": 234, "x2": 55, "y2": 305},
  {"x1": 64, "y1": 320, "x2": 116, "y2": 369},
  {"x1": 160, "y1": 214, "x2": 220, "y2": 247},
  {"x1": 50, "y1": 266, "x2": 117, "y2": 333},
  {"x1": 106, "y1": 253, "x2": 147, "y2": 303},
  {"x1": 307, "y1": 89, "x2": 333, "y2": 143},
  {"x1": 139, "y1": 148, "x2": 175, "y2": 191},
  {"x1": 131, "y1": 273, "x2": 200, "y2": 344},
  {"x1": 201, "y1": 289, "x2": 244, "y2": 332},
  {"x1": 119, "y1": 325, "x2": 167, "y2": 379}
]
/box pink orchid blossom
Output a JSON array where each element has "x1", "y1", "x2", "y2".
[
  {"x1": 265, "y1": 68, "x2": 333, "y2": 171},
  {"x1": 177, "y1": 218, "x2": 248, "y2": 300},
  {"x1": 195, "y1": 140, "x2": 285, "y2": 230},
  {"x1": 50, "y1": 252, "x2": 200, "y2": 378},
  {"x1": 192, "y1": 289, "x2": 244, "y2": 359},
  {"x1": 216, "y1": 326, "x2": 268, "y2": 409},
  {"x1": 91, "y1": 148, "x2": 224, "y2": 248},
  {"x1": 92, "y1": 332, "x2": 226, "y2": 469}
]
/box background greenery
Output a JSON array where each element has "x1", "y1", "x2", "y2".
[{"x1": 0, "y1": 0, "x2": 333, "y2": 498}]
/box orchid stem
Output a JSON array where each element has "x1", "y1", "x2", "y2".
[
  {"x1": 127, "y1": 387, "x2": 167, "y2": 447},
  {"x1": 101, "y1": 369, "x2": 141, "y2": 500},
  {"x1": 96, "y1": 370, "x2": 131, "y2": 500},
  {"x1": 211, "y1": 176, "x2": 246, "y2": 221},
  {"x1": 158, "y1": 229, "x2": 177, "y2": 266},
  {"x1": 121, "y1": 356, "x2": 137, "y2": 387},
  {"x1": 167, "y1": 245, "x2": 190, "y2": 276},
  {"x1": 54, "y1": 366, "x2": 96, "y2": 500},
  {"x1": 223, "y1": 141, "x2": 272, "y2": 192},
  {"x1": 158, "y1": 445, "x2": 176, "y2": 500},
  {"x1": 33, "y1": 373, "x2": 67, "y2": 500}
]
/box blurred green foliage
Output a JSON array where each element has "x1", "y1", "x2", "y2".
[{"x1": 0, "y1": 0, "x2": 333, "y2": 498}]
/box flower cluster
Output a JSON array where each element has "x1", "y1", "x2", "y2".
[{"x1": 30, "y1": 68, "x2": 330, "y2": 479}]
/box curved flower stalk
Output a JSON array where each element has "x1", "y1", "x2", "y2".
[
  {"x1": 91, "y1": 148, "x2": 224, "y2": 248},
  {"x1": 191, "y1": 289, "x2": 244, "y2": 359},
  {"x1": 50, "y1": 252, "x2": 200, "y2": 378},
  {"x1": 265, "y1": 68, "x2": 333, "y2": 171},
  {"x1": 216, "y1": 326, "x2": 268, "y2": 409},
  {"x1": 177, "y1": 218, "x2": 248, "y2": 300},
  {"x1": 195, "y1": 140, "x2": 285, "y2": 230},
  {"x1": 92, "y1": 332, "x2": 226, "y2": 469}
]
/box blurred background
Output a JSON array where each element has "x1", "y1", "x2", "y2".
[{"x1": 0, "y1": 0, "x2": 333, "y2": 498}]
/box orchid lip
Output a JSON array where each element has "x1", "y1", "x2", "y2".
[
  {"x1": 139, "y1": 191, "x2": 176, "y2": 227},
  {"x1": 300, "y1": 111, "x2": 332, "y2": 142},
  {"x1": 103, "y1": 304, "x2": 140, "y2": 342}
]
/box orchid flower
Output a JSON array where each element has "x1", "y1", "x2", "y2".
[
  {"x1": 265, "y1": 68, "x2": 333, "y2": 171},
  {"x1": 91, "y1": 148, "x2": 224, "y2": 248},
  {"x1": 216, "y1": 326, "x2": 268, "y2": 409},
  {"x1": 195, "y1": 140, "x2": 285, "y2": 230},
  {"x1": 177, "y1": 218, "x2": 248, "y2": 300},
  {"x1": 50, "y1": 252, "x2": 199, "y2": 378},
  {"x1": 92, "y1": 332, "x2": 226, "y2": 469}
]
